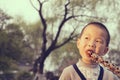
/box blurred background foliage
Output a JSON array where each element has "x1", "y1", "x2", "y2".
[{"x1": 0, "y1": 0, "x2": 120, "y2": 80}]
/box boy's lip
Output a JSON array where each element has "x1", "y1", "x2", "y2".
[{"x1": 85, "y1": 49, "x2": 95, "y2": 57}]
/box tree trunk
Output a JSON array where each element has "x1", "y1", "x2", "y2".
[
  {"x1": 39, "y1": 57, "x2": 45, "y2": 74},
  {"x1": 33, "y1": 57, "x2": 45, "y2": 74},
  {"x1": 33, "y1": 50, "x2": 52, "y2": 74}
]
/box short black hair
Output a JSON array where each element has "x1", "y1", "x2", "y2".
[{"x1": 79, "y1": 22, "x2": 110, "y2": 47}]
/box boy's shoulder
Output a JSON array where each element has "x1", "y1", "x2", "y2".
[
  {"x1": 59, "y1": 65, "x2": 75, "y2": 78},
  {"x1": 63, "y1": 65, "x2": 74, "y2": 71},
  {"x1": 62, "y1": 64, "x2": 77, "y2": 74}
]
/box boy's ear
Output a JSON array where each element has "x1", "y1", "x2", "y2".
[{"x1": 77, "y1": 38, "x2": 80, "y2": 48}]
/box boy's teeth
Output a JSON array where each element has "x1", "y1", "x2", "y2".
[
  {"x1": 87, "y1": 50, "x2": 94, "y2": 55},
  {"x1": 87, "y1": 50, "x2": 93, "y2": 53}
]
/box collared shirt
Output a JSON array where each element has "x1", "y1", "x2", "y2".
[
  {"x1": 76, "y1": 59, "x2": 100, "y2": 80},
  {"x1": 59, "y1": 59, "x2": 119, "y2": 80}
]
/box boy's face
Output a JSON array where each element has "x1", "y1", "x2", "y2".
[{"x1": 77, "y1": 24, "x2": 109, "y2": 64}]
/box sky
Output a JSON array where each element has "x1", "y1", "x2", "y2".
[
  {"x1": 0, "y1": 0, "x2": 119, "y2": 44},
  {"x1": 0, "y1": 0, "x2": 40, "y2": 23},
  {"x1": 0, "y1": 0, "x2": 118, "y2": 34}
]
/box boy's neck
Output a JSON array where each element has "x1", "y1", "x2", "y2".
[{"x1": 80, "y1": 59, "x2": 98, "y2": 67}]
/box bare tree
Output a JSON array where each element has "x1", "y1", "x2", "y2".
[{"x1": 30, "y1": 0, "x2": 108, "y2": 74}]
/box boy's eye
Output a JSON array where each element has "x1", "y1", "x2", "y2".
[
  {"x1": 96, "y1": 40, "x2": 102, "y2": 43},
  {"x1": 85, "y1": 37, "x2": 89, "y2": 39}
]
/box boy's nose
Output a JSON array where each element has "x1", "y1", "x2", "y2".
[
  {"x1": 88, "y1": 44, "x2": 95, "y2": 47},
  {"x1": 88, "y1": 41, "x2": 95, "y2": 48}
]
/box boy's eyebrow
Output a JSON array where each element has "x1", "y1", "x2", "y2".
[
  {"x1": 82, "y1": 33, "x2": 89, "y2": 35},
  {"x1": 82, "y1": 33, "x2": 106, "y2": 40}
]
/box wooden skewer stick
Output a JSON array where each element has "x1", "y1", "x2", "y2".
[{"x1": 90, "y1": 53, "x2": 120, "y2": 78}]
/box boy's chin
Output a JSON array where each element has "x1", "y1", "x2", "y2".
[{"x1": 82, "y1": 58, "x2": 98, "y2": 64}]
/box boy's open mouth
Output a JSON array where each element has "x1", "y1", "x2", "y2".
[{"x1": 86, "y1": 50, "x2": 94, "y2": 57}]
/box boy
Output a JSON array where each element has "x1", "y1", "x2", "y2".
[{"x1": 59, "y1": 22, "x2": 119, "y2": 80}]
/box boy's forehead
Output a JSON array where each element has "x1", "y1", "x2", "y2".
[
  {"x1": 82, "y1": 24, "x2": 108, "y2": 36},
  {"x1": 84, "y1": 24, "x2": 105, "y2": 31}
]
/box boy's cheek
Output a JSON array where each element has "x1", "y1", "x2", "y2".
[{"x1": 96, "y1": 47, "x2": 105, "y2": 55}]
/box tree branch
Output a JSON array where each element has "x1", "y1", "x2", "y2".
[
  {"x1": 64, "y1": 0, "x2": 70, "y2": 19},
  {"x1": 54, "y1": 26, "x2": 78, "y2": 50},
  {"x1": 52, "y1": 0, "x2": 71, "y2": 46},
  {"x1": 55, "y1": 34, "x2": 78, "y2": 50},
  {"x1": 37, "y1": 0, "x2": 47, "y2": 52},
  {"x1": 71, "y1": 14, "x2": 107, "y2": 22},
  {"x1": 29, "y1": 0, "x2": 39, "y2": 11}
]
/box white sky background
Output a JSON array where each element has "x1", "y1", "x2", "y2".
[
  {"x1": 0, "y1": 0, "x2": 119, "y2": 34},
  {"x1": 0, "y1": 0, "x2": 40, "y2": 23}
]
